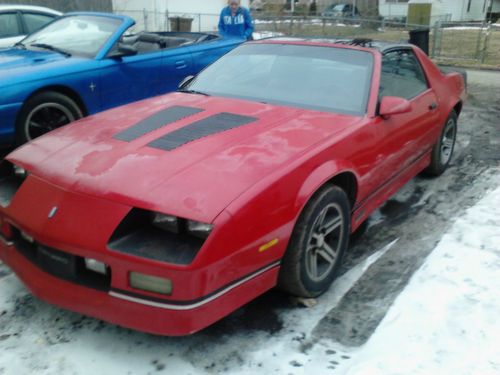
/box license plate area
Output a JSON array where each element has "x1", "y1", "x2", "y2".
[
  {"x1": 37, "y1": 245, "x2": 77, "y2": 279},
  {"x1": 11, "y1": 227, "x2": 111, "y2": 291}
]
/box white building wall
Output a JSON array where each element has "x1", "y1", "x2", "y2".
[
  {"x1": 379, "y1": 1, "x2": 409, "y2": 18},
  {"x1": 379, "y1": 0, "x2": 488, "y2": 22},
  {"x1": 436, "y1": 0, "x2": 488, "y2": 21},
  {"x1": 113, "y1": 0, "x2": 250, "y2": 32},
  {"x1": 492, "y1": 0, "x2": 500, "y2": 12}
]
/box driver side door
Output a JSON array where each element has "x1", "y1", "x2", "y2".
[
  {"x1": 98, "y1": 38, "x2": 164, "y2": 111},
  {"x1": 376, "y1": 48, "x2": 440, "y2": 180}
]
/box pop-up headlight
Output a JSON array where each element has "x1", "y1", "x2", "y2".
[
  {"x1": 108, "y1": 208, "x2": 214, "y2": 265},
  {"x1": 186, "y1": 220, "x2": 213, "y2": 239},
  {"x1": 152, "y1": 213, "x2": 179, "y2": 233}
]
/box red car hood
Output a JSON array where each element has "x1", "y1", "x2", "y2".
[{"x1": 8, "y1": 93, "x2": 360, "y2": 222}]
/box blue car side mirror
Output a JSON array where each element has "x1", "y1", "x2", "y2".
[{"x1": 108, "y1": 44, "x2": 137, "y2": 59}]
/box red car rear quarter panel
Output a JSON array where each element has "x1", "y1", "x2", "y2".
[{"x1": 415, "y1": 48, "x2": 464, "y2": 117}]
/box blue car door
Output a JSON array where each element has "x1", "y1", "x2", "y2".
[
  {"x1": 158, "y1": 44, "x2": 193, "y2": 95},
  {"x1": 98, "y1": 43, "x2": 163, "y2": 111}
]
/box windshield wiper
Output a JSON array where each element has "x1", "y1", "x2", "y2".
[
  {"x1": 14, "y1": 41, "x2": 26, "y2": 49},
  {"x1": 30, "y1": 43, "x2": 71, "y2": 57},
  {"x1": 178, "y1": 89, "x2": 210, "y2": 96}
]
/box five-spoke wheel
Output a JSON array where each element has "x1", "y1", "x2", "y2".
[
  {"x1": 305, "y1": 203, "x2": 345, "y2": 283},
  {"x1": 278, "y1": 185, "x2": 350, "y2": 297},
  {"x1": 425, "y1": 110, "x2": 457, "y2": 176}
]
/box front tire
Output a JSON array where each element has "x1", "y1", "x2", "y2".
[
  {"x1": 425, "y1": 110, "x2": 457, "y2": 176},
  {"x1": 15, "y1": 91, "x2": 83, "y2": 145},
  {"x1": 278, "y1": 185, "x2": 350, "y2": 298}
]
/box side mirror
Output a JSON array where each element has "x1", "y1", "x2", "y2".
[
  {"x1": 379, "y1": 96, "x2": 412, "y2": 119},
  {"x1": 178, "y1": 75, "x2": 195, "y2": 90},
  {"x1": 108, "y1": 44, "x2": 137, "y2": 59}
]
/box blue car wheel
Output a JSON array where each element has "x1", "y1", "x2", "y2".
[{"x1": 16, "y1": 91, "x2": 83, "y2": 144}]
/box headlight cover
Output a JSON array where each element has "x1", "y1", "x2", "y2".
[
  {"x1": 152, "y1": 213, "x2": 179, "y2": 233},
  {"x1": 186, "y1": 220, "x2": 213, "y2": 239}
]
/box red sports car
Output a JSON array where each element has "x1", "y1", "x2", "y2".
[{"x1": 0, "y1": 39, "x2": 465, "y2": 335}]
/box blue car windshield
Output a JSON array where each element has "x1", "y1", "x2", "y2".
[
  {"x1": 22, "y1": 15, "x2": 122, "y2": 58},
  {"x1": 188, "y1": 43, "x2": 374, "y2": 115}
]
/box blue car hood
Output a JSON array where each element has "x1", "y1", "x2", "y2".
[{"x1": 0, "y1": 48, "x2": 88, "y2": 86}]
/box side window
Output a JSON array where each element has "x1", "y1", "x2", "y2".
[
  {"x1": 379, "y1": 49, "x2": 428, "y2": 100},
  {"x1": 0, "y1": 13, "x2": 21, "y2": 38},
  {"x1": 22, "y1": 12, "x2": 56, "y2": 34}
]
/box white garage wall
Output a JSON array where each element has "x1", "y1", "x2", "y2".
[
  {"x1": 379, "y1": 1, "x2": 409, "y2": 18},
  {"x1": 113, "y1": 0, "x2": 250, "y2": 32},
  {"x1": 379, "y1": 0, "x2": 489, "y2": 22}
]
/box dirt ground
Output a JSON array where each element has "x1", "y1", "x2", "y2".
[{"x1": 0, "y1": 69, "x2": 499, "y2": 374}]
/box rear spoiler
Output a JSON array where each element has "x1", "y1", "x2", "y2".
[{"x1": 439, "y1": 65, "x2": 467, "y2": 89}]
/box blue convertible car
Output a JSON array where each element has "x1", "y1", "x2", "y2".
[{"x1": 0, "y1": 12, "x2": 244, "y2": 144}]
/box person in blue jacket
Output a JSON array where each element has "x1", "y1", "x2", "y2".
[{"x1": 218, "y1": 0, "x2": 254, "y2": 40}]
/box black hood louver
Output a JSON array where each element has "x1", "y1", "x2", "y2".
[
  {"x1": 148, "y1": 112, "x2": 257, "y2": 151},
  {"x1": 114, "y1": 105, "x2": 203, "y2": 142}
]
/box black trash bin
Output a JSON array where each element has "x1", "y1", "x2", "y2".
[
  {"x1": 409, "y1": 28, "x2": 430, "y2": 55},
  {"x1": 169, "y1": 17, "x2": 193, "y2": 32}
]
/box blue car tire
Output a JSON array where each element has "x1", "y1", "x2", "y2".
[{"x1": 15, "y1": 91, "x2": 83, "y2": 144}]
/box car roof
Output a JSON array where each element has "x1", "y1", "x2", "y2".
[
  {"x1": 0, "y1": 4, "x2": 62, "y2": 15},
  {"x1": 258, "y1": 37, "x2": 414, "y2": 54}
]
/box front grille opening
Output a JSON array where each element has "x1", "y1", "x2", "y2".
[
  {"x1": 12, "y1": 227, "x2": 111, "y2": 291},
  {"x1": 0, "y1": 162, "x2": 26, "y2": 208},
  {"x1": 108, "y1": 208, "x2": 205, "y2": 265}
]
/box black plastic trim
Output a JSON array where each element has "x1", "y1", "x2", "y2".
[
  {"x1": 114, "y1": 105, "x2": 203, "y2": 141},
  {"x1": 148, "y1": 112, "x2": 257, "y2": 151}
]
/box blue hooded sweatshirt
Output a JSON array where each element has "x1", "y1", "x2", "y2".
[{"x1": 218, "y1": 6, "x2": 254, "y2": 40}]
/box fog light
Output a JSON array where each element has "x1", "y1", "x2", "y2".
[
  {"x1": 84, "y1": 258, "x2": 107, "y2": 274},
  {"x1": 130, "y1": 272, "x2": 172, "y2": 295}
]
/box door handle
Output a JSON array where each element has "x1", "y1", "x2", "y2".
[
  {"x1": 429, "y1": 102, "x2": 438, "y2": 110},
  {"x1": 175, "y1": 60, "x2": 187, "y2": 69}
]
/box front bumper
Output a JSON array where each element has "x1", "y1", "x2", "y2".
[
  {"x1": 0, "y1": 173, "x2": 281, "y2": 335},
  {"x1": 0, "y1": 238, "x2": 279, "y2": 335}
]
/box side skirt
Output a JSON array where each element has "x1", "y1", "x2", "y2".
[{"x1": 351, "y1": 150, "x2": 432, "y2": 231}]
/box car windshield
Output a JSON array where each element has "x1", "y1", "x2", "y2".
[
  {"x1": 22, "y1": 15, "x2": 122, "y2": 58},
  {"x1": 188, "y1": 43, "x2": 373, "y2": 115},
  {"x1": 334, "y1": 5, "x2": 346, "y2": 11}
]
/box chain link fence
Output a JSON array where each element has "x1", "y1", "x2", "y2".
[
  {"x1": 113, "y1": 9, "x2": 220, "y2": 33},
  {"x1": 253, "y1": 15, "x2": 500, "y2": 68},
  {"x1": 113, "y1": 7, "x2": 499, "y2": 69}
]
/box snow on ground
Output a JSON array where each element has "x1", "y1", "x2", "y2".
[
  {"x1": 252, "y1": 31, "x2": 284, "y2": 40},
  {"x1": 209, "y1": 179, "x2": 500, "y2": 375},
  {"x1": 337, "y1": 182, "x2": 500, "y2": 374},
  {"x1": 254, "y1": 19, "x2": 360, "y2": 27}
]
